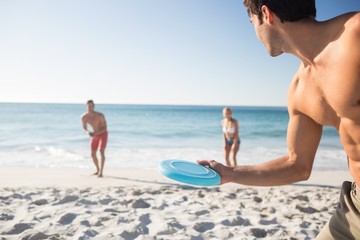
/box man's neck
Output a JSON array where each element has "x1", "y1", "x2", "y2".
[{"x1": 279, "y1": 18, "x2": 331, "y2": 66}]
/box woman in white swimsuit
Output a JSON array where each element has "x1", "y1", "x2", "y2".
[{"x1": 221, "y1": 107, "x2": 240, "y2": 166}]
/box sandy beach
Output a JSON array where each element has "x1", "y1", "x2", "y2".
[{"x1": 0, "y1": 167, "x2": 353, "y2": 240}]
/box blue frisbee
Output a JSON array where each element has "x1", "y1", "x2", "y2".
[{"x1": 159, "y1": 159, "x2": 221, "y2": 186}]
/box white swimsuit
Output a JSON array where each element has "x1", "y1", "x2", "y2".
[
  {"x1": 223, "y1": 126, "x2": 236, "y2": 134},
  {"x1": 223, "y1": 123, "x2": 240, "y2": 145}
]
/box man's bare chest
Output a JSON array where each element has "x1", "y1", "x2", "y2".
[
  {"x1": 86, "y1": 114, "x2": 101, "y2": 127},
  {"x1": 294, "y1": 49, "x2": 360, "y2": 119},
  {"x1": 292, "y1": 69, "x2": 344, "y2": 128}
]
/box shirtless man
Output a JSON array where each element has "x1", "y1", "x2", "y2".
[
  {"x1": 81, "y1": 100, "x2": 108, "y2": 178},
  {"x1": 198, "y1": 1, "x2": 360, "y2": 238}
]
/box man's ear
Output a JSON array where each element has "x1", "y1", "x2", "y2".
[{"x1": 261, "y1": 5, "x2": 274, "y2": 24}]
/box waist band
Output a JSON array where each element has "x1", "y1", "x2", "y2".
[{"x1": 94, "y1": 131, "x2": 108, "y2": 137}]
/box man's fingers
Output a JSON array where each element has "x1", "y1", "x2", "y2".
[{"x1": 197, "y1": 160, "x2": 216, "y2": 168}]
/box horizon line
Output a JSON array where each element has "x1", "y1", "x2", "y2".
[{"x1": 0, "y1": 101, "x2": 287, "y2": 108}]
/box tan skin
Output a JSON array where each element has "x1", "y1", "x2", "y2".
[
  {"x1": 81, "y1": 102, "x2": 107, "y2": 177},
  {"x1": 222, "y1": 109, "x2": 240, "y2": 166},
  {"x1": 198, "y1": 7, "x2": 360, "y2": 188}
]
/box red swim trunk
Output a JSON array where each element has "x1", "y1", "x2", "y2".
[{"x1": 90, "y1": 131, "x2": 108, "y2": 151}]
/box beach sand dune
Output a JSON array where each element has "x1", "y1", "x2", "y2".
[{"x1": 0, "y1": 168, "x2": 353, "y2": 240}]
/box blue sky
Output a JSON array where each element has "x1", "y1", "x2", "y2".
[{"x1": 0, "y1": 0, "x2": 359, "y2": 106}]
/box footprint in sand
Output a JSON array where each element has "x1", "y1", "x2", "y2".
[
  {"x1": 54, "y1": 195, "x2": 79, "y2": 205},
  {"x1": 292, "y1": 195, "x2": 310, "y2": 202},
  {"x1": 22, "y1": 231, "x2": 60, "y2": 240},
  {"x1": 79, "y1": 229, "x2": 99, "y2": 239},
  {"x1": 120, "y1": 224, "x2": 149, "y2": 240},
  {"x1": 139, "y1": 213, "x2": 151, "y2": 226},
  {"x1": 194, "y1": 210, "x2": 210, "y2": 216},
  {"x1": 226, "y1": 193, "x2": 237, "y2": 199},
  {"x1": 132, "y1": 189, "x2": 144, "y2": 196},
  {"x1": 3, "y1": 223, "x2": 33, "y2": 235},
  {"x1": 193, "y1": 222, "x2": 215, "y2": 233},
  {"x1": 251, "y1": 228, "x2": 267, "y2": 238},
  {"x1": 221, "y1": 216, "x2": 251, "y2": 227},
  {"x1": 32, "y1": 199, "x2": 48, "y2": 206},
  {"x1": 296, "y1": 204, "x2": 319, "y2": 214},
  {"x1": 132, "y1": 198, "x2": 151, "y2": 208},
  {"x1": 77, "y1": 199, "x2": 97, "y2": 205},
  {"x1": 259, "y1": 217, "x2": 278, "y2": 225},
  {"x1": 59, "y1": 213, "x2": 77, "y2": 225},
  {"x1": 0, "y1": 213, "x2": 14, "y2": 221},
  {"x1": 80, "y1": 220, "x2": 91, "y2": 227},
  {"x1": 94, "y1": 216, "x2": 111, "y2": 227},
  {"x1": 99, "y1": 198, "x2": 113, "y2": 205},
  {"x1": 253, "y1": 196, "x2": 263, "y2": 203},
  {"x1": 157, "y1": 218, "x2": 186, "y2": 235}
]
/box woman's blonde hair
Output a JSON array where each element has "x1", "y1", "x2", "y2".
[{"x1": 223, "y1": 107, "x2": 232, "y2": 114}]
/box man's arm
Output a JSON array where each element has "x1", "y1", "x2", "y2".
[
  {"x1": 198, "y1": 111, "x2": 322, "y2": 186},
  {"x1": 81, "y1": 114, "x2": 91, "y2": 136}
]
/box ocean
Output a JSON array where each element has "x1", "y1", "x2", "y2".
[{"x1": 0, "y1": 103, "x2": 347, "y2": 171}]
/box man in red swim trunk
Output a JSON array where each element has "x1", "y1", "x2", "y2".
[{"x1": 81, "y1": 100, "x2": 108, "y2": 177}]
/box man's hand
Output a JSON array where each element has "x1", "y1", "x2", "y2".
[
  {"x1": 197, "y1": 160, "x2": 231, "y2": 184},
  {"x1": 84, "y1": 130, "x2": 94, "y2": 137}
]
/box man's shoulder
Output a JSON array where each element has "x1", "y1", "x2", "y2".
[
  {"x1": 95, "y1": 112, "x2": 105, "y2": 119},
  {"x1": 338, "y1": 12, "x2": 359, "y2": 29},
  {"x1": 287, "y1": 69, "x2": 307, "y2": 112},
  {"x1": 288, "y1": 67, "x2": 302, "y2": 94},
  {"x1": 348, "y1": 12, "x2": 360, "y2": 37},
  {"x1": 332, "y1": 12, "x2": 359, "y2": 23},
  {"x1": 335, "y1": 12, "x2": 360, "y2": 35},
  {"x1": 344, "y1": 12, "x2": 360, "y2": 24},
  {"x1": 337, "y1": 12, "x2": 360, "y2": 60},
  {"x1": 81, "y1": 112, "x2": 88, "y2": 119}
]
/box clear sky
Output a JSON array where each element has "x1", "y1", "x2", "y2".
[{"x1": 0, "y1": 0, "x2": 359, "y2": 106}]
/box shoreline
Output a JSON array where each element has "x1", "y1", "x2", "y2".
[{"x1": 0, "y1": 167, "x2": 353, "y2": 188}]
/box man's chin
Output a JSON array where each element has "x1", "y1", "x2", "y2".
[{"x1": 268, "y1": 51, "x2": 283, "y2": 57}]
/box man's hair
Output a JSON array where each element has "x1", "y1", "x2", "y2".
[
  {"x1": 87, "y1": 100, "x2": 94, "y2": 105},
  {"x1": 244, "y1": 0, "x2": 316, "y2": 23}
]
